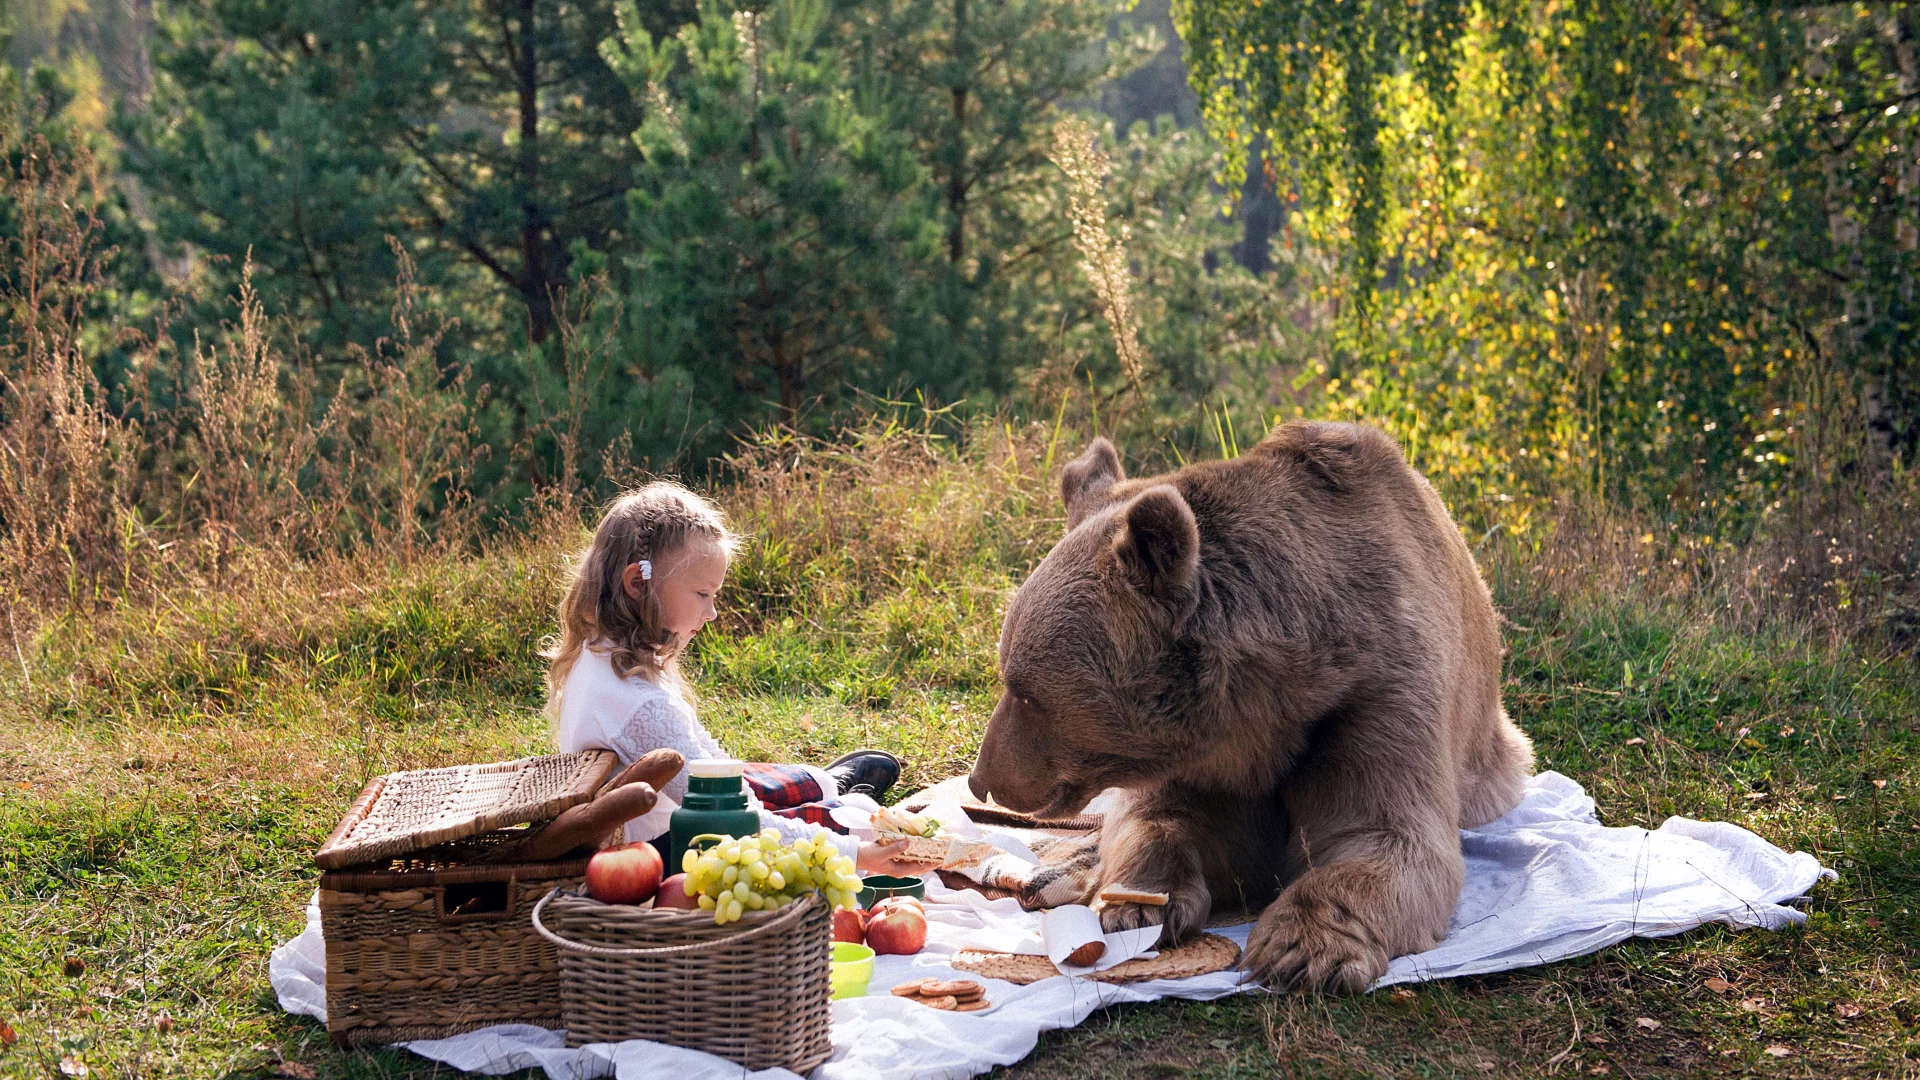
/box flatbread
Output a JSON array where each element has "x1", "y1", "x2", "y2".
[
  {"x1": 949, "y1": 932, "x2": 1242, "y2": 986},
  {"x1": 895, "y1": 834, "x2": 999, "y2": 870}
]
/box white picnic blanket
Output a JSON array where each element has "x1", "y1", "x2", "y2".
[{"x1": 271, "y1": 771, "x2": 1831, "y2": 1079}]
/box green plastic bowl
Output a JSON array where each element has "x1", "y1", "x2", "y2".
[
  {"x1": 830, "y1": 941, "x2": 876, "y2": 999},
  {"x1": 857, "y1": 874, "x2": 927, "y2": 909}
]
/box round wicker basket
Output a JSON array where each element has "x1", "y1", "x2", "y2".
[{"x1": 531, "y1": 888, "x2": 835, "y2": 1071}]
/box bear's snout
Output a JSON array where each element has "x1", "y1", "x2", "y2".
[{"x1": 969, "y1": 693, "x2": 1058, "y2": 813}]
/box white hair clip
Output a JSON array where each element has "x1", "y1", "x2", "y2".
[{"x1": 639, "y1": 559, "x2": 653, "y2": 581}]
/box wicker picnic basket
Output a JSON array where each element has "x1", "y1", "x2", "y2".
[
  {"x1": 531, "y1": 888, "x2": 835, "y2": 1072},
  {"x1": 316, "y1": 750, "x2": 620, "y2": 1046}
]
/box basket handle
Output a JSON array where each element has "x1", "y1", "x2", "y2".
[{"x1": 530, "y1": 887, "x2": 823, "y2": 957}]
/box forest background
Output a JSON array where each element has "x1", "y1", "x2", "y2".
[
  {"x1": 2, "y1": 0, "x2": 1919, "y2": 1073},
  {"x1": 5, "y1": 0, "x2": 1920, "y2": 612}
]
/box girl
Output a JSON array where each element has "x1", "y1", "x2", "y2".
[{"x1": 545, "y1": 482, "x2": 924, "y2": 874}]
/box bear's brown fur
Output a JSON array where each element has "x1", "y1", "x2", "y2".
[{"x1": 969, "y1": 420, "x2": 1533, "y2": 991}]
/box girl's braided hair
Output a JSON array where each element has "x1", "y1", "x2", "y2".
[{"x1": 543, "y1": 482, "x2": 740, "y2": 720}]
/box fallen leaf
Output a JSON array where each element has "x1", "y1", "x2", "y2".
[
  {"x1": 1704, "y1": 977, "x2": 1732, "y2": 994},
  {"x1": 1624, "y1": 737, "x2": 1646, "y2": 746},
  {"x1": 62, "y1": 957, "x2": 86, "y2": 977},
  {"x1": 1764, "y1": 1045, "x2": 1792, "y2": 1058},
  {"x1": 275, "y1": 1064, "x2": 316, "y2": 1079},
  {"x1": 1390, "y1": 987, "x2": 1416, "y2": 1002},
  {"x1": 1835, "y1": 1003, "x2": 1863, "y2": 1019},
  {"x1": 1719, "y1": 1049, "x2": 1736, "y2": 1056},
  {"x1": 1475, "y1": 1063, "x2": 1495, "y2": 1073},
  {"x1": 1866, "y1": 917, "x2": 1883, "y2": 929},
  {"x1": 1833, "y1": 794, "x2": 1849, "y2": 802},
  {"x1": 1778, "y1": 726, "x2": 1794, "y2": 737},
  {"x1": 1743, "y1": 792, "x2": 1767, "y2": 801},
  {"x1": 59, "y1": 1058, "x2": 88, "y2": 1078},
  {"x1": 1635, "y1": 1017, "x2": 1661, "y2": 1031},
  {"x1": 1588, "y1": 1065, "x2": 1609, "y2": 1076},
  {"x1": 154, "y1": 1013, "x2": 174, "y2": 1034},
  {"x1": 1739, "y1": 997, "x2": 1768, "y2": 1012},
  {"x1": 1585, "y1": 1034, "x2": 1609, "y2": 1045},
  {"x1": 0, "y1": 1021, "x2": 15, "y2": 1048},
  {"x1": 1872, "y1": 779, "x2": 1887, "y2": 789}
]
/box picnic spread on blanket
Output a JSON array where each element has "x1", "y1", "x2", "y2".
[{"x1": 272, "y1": 755, "x2": 1831, "y2": 1079}]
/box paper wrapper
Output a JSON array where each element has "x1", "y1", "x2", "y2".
[
  {"x1": 943, "y1": 903, "x2": 1159, "y2": 974},
  {"x1": 1042, "y1": 905, "x2": 1161, "y2": 974}
]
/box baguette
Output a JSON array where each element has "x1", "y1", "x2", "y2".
[
  {"x1": 598, "y1": 748, "x2": 686, "y2": 797},
  {"x1": 1095, "y1": 885, "x2": 1170, "y2": 907},
  {"x1": 517, "y1": 782, "x2": 659, "y2": 861}
]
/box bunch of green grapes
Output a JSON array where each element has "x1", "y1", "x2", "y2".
[{"x1": 678, "y1": 829, "x2": 864, "y2": 925}]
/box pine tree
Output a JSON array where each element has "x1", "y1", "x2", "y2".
[
  {"x1": 126, "y1": 0, "x2": 681, "y2": 350},
  {"x1": 604, "y1": 0, "x2": 940, "y2": 422}
]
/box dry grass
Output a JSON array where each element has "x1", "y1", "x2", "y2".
[{"x1": 1, "y1": 414, "x2": 1914, "y2": 1079}]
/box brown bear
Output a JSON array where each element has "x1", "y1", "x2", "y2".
[{"x1": 968, "y1": 420, "x2": 1533, "y2": 992}]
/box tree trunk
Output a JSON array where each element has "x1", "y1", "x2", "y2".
[
  {"x1": 772, "y1": 336, "x2": 802, "y2": 421},
  {"x1": 946, "y1": 0, "x2": 969, "y2": 264},
  {"x1": 1886, "y1": 7, "x2": 1919, "y2": 452},
  {"x1": 517, "y1": 0, "x2": 553, "y2": 343}
]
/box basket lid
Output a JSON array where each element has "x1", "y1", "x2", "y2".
[{"x1": 315, "y1": 750, "x2": 619, "y2": 870}]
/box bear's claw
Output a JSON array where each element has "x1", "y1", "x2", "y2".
[{"x1": 1243, "y1": 885, "x2": 1389, "y2": 993}]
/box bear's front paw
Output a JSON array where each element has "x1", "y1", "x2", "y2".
[
  {"x1": 1243, "y1": 875, "x2": 1389, "y2": 993},
  {"x1": 1094, "y1": 881, "x2": 1208, "y2": 946}
]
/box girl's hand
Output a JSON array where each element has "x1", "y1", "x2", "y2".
[{"x1": 856, "y1": 839, "x2": 941, "y2": 877}]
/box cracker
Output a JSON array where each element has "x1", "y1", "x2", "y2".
[
  {"x1": 1096, "y1": 885, "x2": 1170, "y2": 907},
  {"x1": 918, "y1": 995, "x2": 958, "y2": 1010},
  {"x1": 919, "y1": 979, "x2": 980, "y2": 997},
  {"x1": 889, "y1": 979, "x2": 937, "y2": 997},
  {"x1": 950, "y1": 933, "x2": 1242, "y2": 986},
  {"x1": 955, "y1": 999, "x2": 991, "y2": 1012}
]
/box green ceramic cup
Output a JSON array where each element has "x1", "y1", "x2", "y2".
[{"x1": 856, "y1": 874, "x2": 927, "y2": 909}]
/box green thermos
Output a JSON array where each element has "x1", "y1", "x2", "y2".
[{"x1": 667, "y1": 759, "x2": 762, "y2": 873}]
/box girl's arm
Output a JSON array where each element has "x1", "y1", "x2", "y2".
[
  {"x1": 755, "y1": 811, "x2": 860, "y2": 862},
  {"x1": 604, "y1": 694, "x2": 725, "y2": 804},
  {"x1": 753, "y1": 814, "x2": 929, "y2": 875}
]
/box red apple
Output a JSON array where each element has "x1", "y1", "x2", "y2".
[
  {"x1": 654, "y1": 872, "x2": 700, "y2": 910},
  {"x1": 869, "y1": 895, "x2": 924, "y2": 919},
  {"x1": 865, "y1": 902, "x2": 928, "y2": 955},
  {"x1": 832, "y1": 906, "x2": 869, "y2": 943},
  {"x1": 585, "y1": 842, "x2": 664, "y2": 905}
]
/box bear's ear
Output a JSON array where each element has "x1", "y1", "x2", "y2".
[
  {"x1": 1110, "y1": 485, "x2": 1199, "y2": 613},
  {"x1": 1061, "y1": 438, "x2": 1125, "y2": 529}
]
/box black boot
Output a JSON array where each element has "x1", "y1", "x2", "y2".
[{"x1": 825, "y1": 749, "x2": 902, "y2": 799}]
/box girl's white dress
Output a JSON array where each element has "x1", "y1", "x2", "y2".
[{"x1": 553, "y1": 645, "x2": 854, "y2": 858}]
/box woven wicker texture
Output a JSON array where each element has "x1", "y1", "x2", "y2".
[
  {"x1": 315, "y1": 751, "x2": 617, "y2": 870},
  {"x1": 535, "y1": 890, "x2": 835, "y2": 1072},
  {"x1": 319, "y1": 866, "x2": 584, "y2": 1045},
  {"x1": 949, "y1": 932, "x2": 1242, "y2": 985}
]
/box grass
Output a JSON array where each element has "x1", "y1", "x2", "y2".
[{"x1": 2, "y1": 425, "x2": 1916, "y2": 1079}]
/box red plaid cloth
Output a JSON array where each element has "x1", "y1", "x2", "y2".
[{"x1": 742, "y1": 763, "x2": 848, "y2": 834}]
